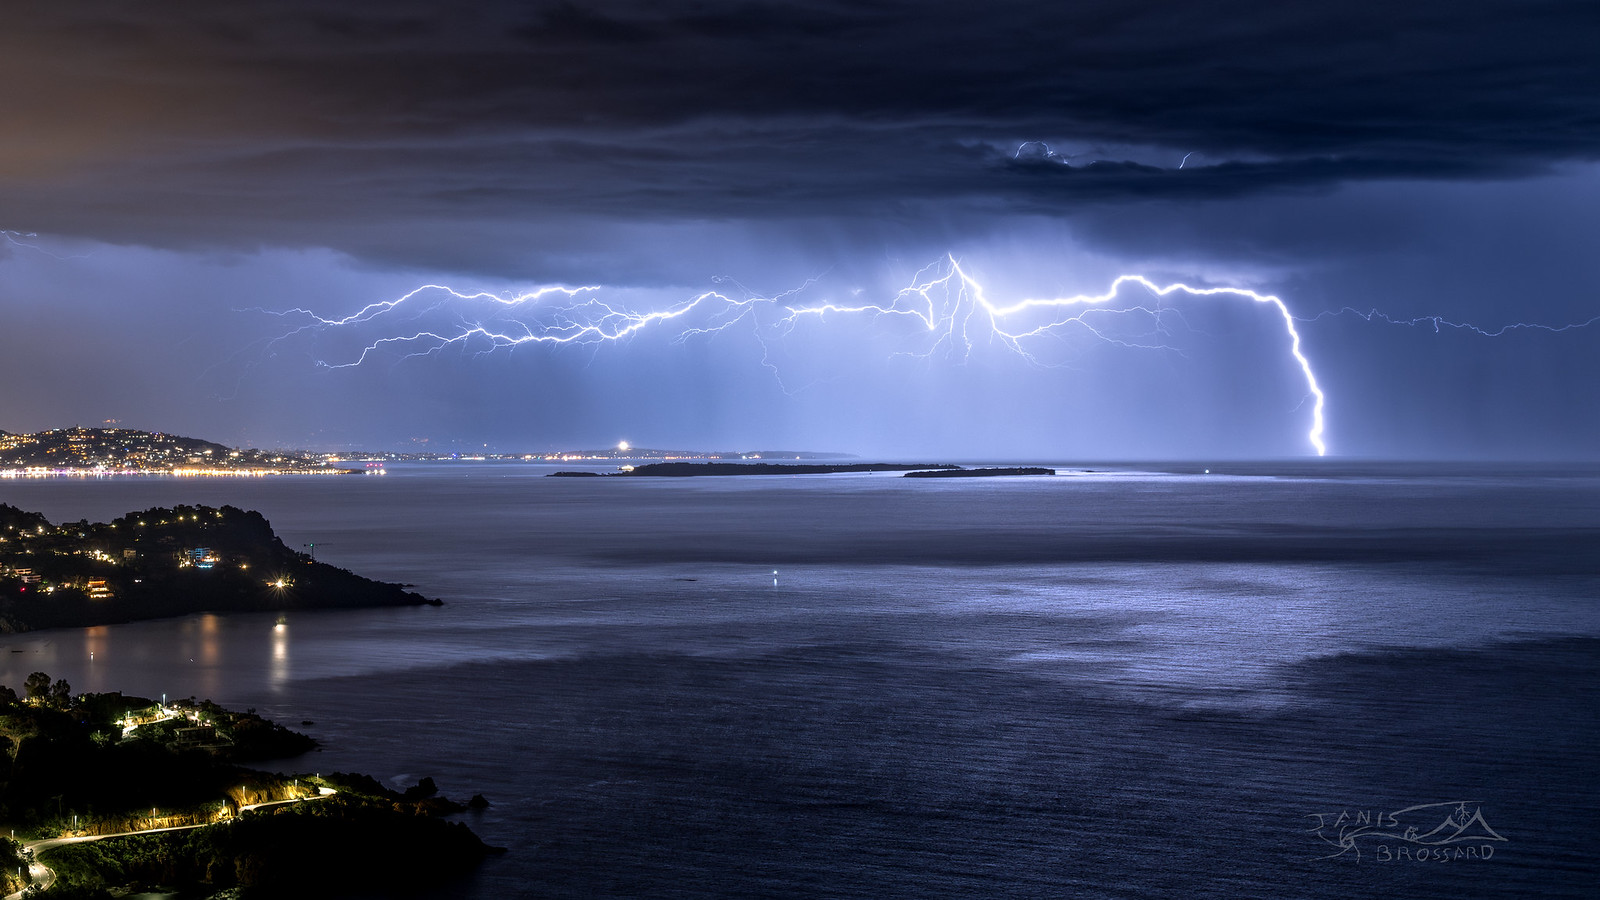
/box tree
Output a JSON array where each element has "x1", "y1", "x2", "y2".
[
  {"x1": 49, "y1": 678, "x2": 71, "y2": 708},
  {"x1": 22, "y1": 672, "x2": 50, "y2": 705}
]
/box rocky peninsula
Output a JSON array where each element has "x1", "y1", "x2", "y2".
[{"x1": 0, "y1": 503, "x2": 438, "y2": 633}]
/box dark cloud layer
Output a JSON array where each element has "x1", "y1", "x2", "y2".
[{"x1": 3, "y1": 1, "x2": 1597, "y2": 265}]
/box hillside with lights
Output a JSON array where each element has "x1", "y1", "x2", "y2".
[
  {"x1": 0, "y1": 503, "x2": 437, "y2": 632},
  {"x1": 0, "y1": 427, "x2": 342, "y2": 475},
  {"x1": 0, "y1": 681, "x2": 494, "y2": 897}
]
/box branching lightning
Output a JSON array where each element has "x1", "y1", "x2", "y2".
[
  {"x1": 1301, "y1": 307, "x2": 1600, "y2": 337},
  {"x1": 259, "y1": 256, "x2": 1331, "y2": 455}
]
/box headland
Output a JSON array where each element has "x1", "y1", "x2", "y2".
[{"x1": 0, "y1": 503, "x2": 437, "y2": 633}]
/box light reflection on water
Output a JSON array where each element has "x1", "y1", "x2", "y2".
[
  {"x1": 270, "y1": 620, "x2": 289, "y2": 689},
  {"x1": 3, "y1": 559, "x2": 1593, "y2": 715}
]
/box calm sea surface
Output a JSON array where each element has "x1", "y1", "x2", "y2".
[{"x1": 1, "y1": 463, "x2": 1596, "y2": 898}]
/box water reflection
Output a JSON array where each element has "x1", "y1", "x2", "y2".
[
  {"x1": 172, "y1": 614, "x2": 223, "y2": 698},
  {"x1": 82, "y1": 626, "x2": 108, "y2": 694},
  {"x1": 271, "y1": 619, "x2": 290, "y2": 690},
  {"x1": 199, "y1": 614, "x2": 220, "y2": 666},
  {"x1": 0, "y1": 606, "x2": 441, "y2": 708}
]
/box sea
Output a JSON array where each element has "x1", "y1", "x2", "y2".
[{"x1": 0, "y1": 462, "x2": 1596, "y2": 899}]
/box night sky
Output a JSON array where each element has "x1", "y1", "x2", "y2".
[{"x1": 2, "y1": 1, "x2": 1597, "y2": 458}]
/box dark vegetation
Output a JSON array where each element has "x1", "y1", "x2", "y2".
[
  {"x1": 0, "y1": 675, "x2": 309, "y2": 835},
  {"x1": 0, "y1": 674, "x2": 496, "y2": 898},
  {"x1": 0, "y1": 837, "x2": 23, "y2": 896},
  {"x1": 43, "y1": 794, "x2": 494, "y2": 899},
  {"x1": 130, "y1": 697, "x2": 318, "y2": 764},
  {"x1": 0, "y1": 503, "x2": 438, "y2": 632}
]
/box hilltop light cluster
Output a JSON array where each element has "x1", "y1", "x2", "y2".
[
  {"x1": 0, "y1": 501, "x2": 435, "y2": 633},
  {"x1": 0, "y1": 427, "x2": 342, "y2": 477},
  {"x1": 0, "y1": 505, "x2": 261, "y2": 602}
]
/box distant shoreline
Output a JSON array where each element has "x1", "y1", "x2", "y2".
[
  {"x1": 549, "y1": 462, "x2": 1058, "y2": 478},
  {"x1": 0, "y1": 467, "x2": 360, "y2": 479},
  {"x1": 552, "y1": 462, "x2": 960, "y2": 477}
]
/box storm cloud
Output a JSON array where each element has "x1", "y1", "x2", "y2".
[
  {"x1": 1, "y1": 1, "x2": 1597, "y2": 457},
  {"x1": 3, "y1": 1, "x2": 1597, "y2": 266}
]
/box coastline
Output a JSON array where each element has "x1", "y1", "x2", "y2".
[
  {"x1": 0, "y1": 503, "x2": 439, "y2": 634},
  {"x1": 0, "y1": 687, "x2": 497, "y2": 898}
]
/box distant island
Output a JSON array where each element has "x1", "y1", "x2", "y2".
[
  {"x1": 903, "y1": 467, "x2": 1056, "y2": 478},
  {"x1": 551, "y1": 463, "x2": 1061, "y2": 478},
  {"x1": 550, "y1": 461, "x2": 1062, "y2": 477},
  {"x1": 552, "y1": 462, "x2": 961, "y2": 477},
  {"x1": 0, "y1": 503, "x2": 438, "y2": 633},
  {"x1": 548, "y1": 463, "x2": 1058, "y2": 478},
  {"x1": 0, "y1": 427, "x2": 343, "y2": 476},
  {"x1": 0, "y1": 676, "x2": 495, "y2": 897}
]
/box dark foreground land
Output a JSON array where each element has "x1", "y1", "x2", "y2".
[
  {"x1": 0, "y1": 503, "x2": 438, "y2": 633},
  {"x1": 0, "y1": 677, "x2": 495, "y2": 898}
]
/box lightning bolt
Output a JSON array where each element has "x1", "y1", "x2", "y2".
[
  {"x1": 1, "y1": 230, "x2": 95, "y2": 261},
  {"x1": 258, "y1": 256, "x2": 1331, "y2": 455},
  {"x1": 1011, "y1": 142, "x2": 1201, "y2": 171},
  {"x1": 1301, "y1": 307, "x2": 1600, "y2": 337}
]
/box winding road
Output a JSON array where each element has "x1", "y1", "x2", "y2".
[{"x1": 3, "y1": 789, "x2": 335, "y2": 898}]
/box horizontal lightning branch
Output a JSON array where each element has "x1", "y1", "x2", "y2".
[
  {"x1": 1300, "y1": 307, "x2": 1600, "y2": 337},
  {"x1": 261, "y1": 256, "x2": 1329, "y2": 455}
]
